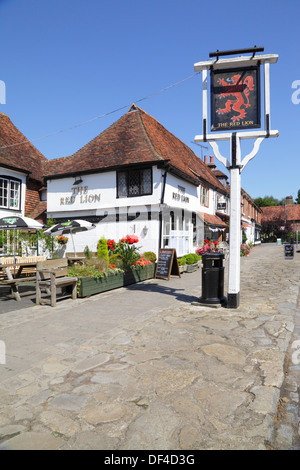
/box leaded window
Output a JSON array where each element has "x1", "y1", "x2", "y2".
[{"x1": 117, "y1": 167, "x2": 152, "y2": 198}]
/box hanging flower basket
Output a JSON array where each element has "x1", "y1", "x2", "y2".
[{"x1": 57, "y1": 235, "x2": 69, "y2": 245}]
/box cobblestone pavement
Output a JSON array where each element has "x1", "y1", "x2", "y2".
[{"x1": 0, "y1": 243, "x2": 299, "y2": 450}]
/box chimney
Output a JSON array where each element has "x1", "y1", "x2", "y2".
[
  {"x1": 204, "y1": 155, "x2": 208, "y2": 164},
  {"x1": 207, "y1": 155, "x2": 216, "y2": 170},
  {"x1": 286, "y1": 196, "x2": 293, "y2": 205}
]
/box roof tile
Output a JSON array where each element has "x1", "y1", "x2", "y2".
[
  {"x1": 43, "y1": 105, "x2": 227, "y2": 193},
  {"x1": 0, "y1": 112, "x2": 47, "y2": 182}
]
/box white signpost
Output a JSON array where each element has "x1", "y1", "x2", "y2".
[{"x1": 194, "y1": 47, "x2": 279, "y2": 308}]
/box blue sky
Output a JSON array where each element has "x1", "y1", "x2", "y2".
[{"x1": 0, "y1": 0, "x2": 299, "y2": 201}]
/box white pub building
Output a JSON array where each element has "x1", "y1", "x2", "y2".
[{"x1": 45, "y1": 105, "x2": 229, "y2": 257}]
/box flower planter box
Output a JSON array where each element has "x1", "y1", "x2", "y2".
[
  {"x1": 77, "y1": 264, "x2": 155, "y2": 298},
  {"x1": 186, "y1": 263, "x2": 199, "y2": 273},
  {"x1": 179, "y1": 264, "x2": 187, "y2": 274}
]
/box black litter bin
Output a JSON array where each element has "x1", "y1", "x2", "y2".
[{"x1": 198, "y1": 252, "x2": 226, "y2": 305}]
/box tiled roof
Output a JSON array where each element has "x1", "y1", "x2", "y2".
[
  {"x1": 0, "y1": 112, "x2": 47, "y2": 182},
  {"x1": 29, "y1": 201, "x2": 47, "y2": 222},
  {"x1": 199, "y1": 212, "x2": 227, "y2": 227},
  {"x1": 213, "y1": 169, "x2": 228, "y2": 178},
  {"x1": 43, "y1": 105, "x2": 227, "y2": 193},
  {"x1": 261, "y1": 205, "x2": 300, "y2": 222}
]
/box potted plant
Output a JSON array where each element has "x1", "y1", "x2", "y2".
[
  {"x1": 177, "y1": 256, "x2": 187, "y2": 273},
  {"x1": 185, "y1": 253, "x2": 201, "y2": 272}
]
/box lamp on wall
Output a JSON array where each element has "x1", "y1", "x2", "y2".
[{"x1": 73, "y1": 176, "x2": 83, "y2": 185}]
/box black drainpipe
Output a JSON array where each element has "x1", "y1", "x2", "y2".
[{"x1": 158, "y1": 166, "x2": 168, "y2": 253}]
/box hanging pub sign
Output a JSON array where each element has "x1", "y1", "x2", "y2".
[
  {"x1": 210, "y1": 66, "x2": 261, "y2": 132},
  {"x1": 217, "y1": 201, "x2": 227, "y2": 211}
]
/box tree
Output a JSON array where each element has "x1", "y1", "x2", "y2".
[
  {"x1": 261, "y1": 217, "x2": 292, "y2": 242},
  {"x1": 296, "y1": 189, "x2": 300, "y2": 204},
  {"x1": 254, "y1": 195, "x2": 282, "y2": 207}
]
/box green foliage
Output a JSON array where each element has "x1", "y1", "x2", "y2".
[
  {"x1": 84, "y1": 245, "x2": 92, "y2": 259},
  {"x1": 108, "y1": 253, "x2": 125, "y2": 268},
  {"x1": 261, "y1": 217, "x2": 293, "y2": 242},
  {"x1": 114, "y1": 239, "x2": 140, "y2": 268},
  {"x1": 242, "y1": 229, "x2": 247, "y2": 244},
  {"x1": 68, "y1": 263, "x2": 105, "y2": 279},
  {"x1": 254, "y1": 195, "x2": 284, "y2": 207},
  {"x1": 178, "y1": 256, "x2": 187, "y2": 266},
  {"x1": 142, "y1": 251, "x2": 157, "y2": 263},
  {"x1": 97, "y1": 236, "x2": 109, "y2": 263},
  {"x1": 185, "y1": 253, "x2": 201, "y2": 265}
]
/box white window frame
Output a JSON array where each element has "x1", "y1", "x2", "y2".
[
  {"x1": 0, "y1": 176, "x2": 21, "y2": 210},
  {"x1": 200, "y1": 185, "x2": 209, "y2": 207}
]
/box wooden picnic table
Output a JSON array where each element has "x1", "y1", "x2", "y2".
[
  {"x1": 0, "y1": 262, "x2": 38, "y2": 278},
  {"x1": 0, "y1": 262, "x2": 37, "y2": 301}
]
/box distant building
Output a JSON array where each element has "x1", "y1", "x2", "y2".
[{"x1": 241, "y1": 188, "x2": 262, "y2": 245}]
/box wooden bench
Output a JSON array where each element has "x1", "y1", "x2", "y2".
[{"x1": 36, "y1": 259, "x2": 78, "y2": 307}]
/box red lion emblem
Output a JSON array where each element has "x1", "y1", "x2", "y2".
[{"x1": 217, "y1": 74, "x2": 254, "y2": 122}]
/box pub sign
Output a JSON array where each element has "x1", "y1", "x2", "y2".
[{"x1": 210, "y1": 66, "x2": 261, "y2": 132}]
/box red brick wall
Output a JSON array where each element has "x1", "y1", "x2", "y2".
[{"x1": 25, "y1": 180, "x2": 41, "y2": 217}]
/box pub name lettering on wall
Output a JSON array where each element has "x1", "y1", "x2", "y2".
[
  {"x1": 60, "y1": 186, "x2": 101, "y2": 205},
  {"x1": 172, "y1": 185, "x2": 189, "y2": 203}
]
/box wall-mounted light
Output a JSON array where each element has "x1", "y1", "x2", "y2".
[{"x1": 73, "y1": 176, "x2": 83, "y2": 185}]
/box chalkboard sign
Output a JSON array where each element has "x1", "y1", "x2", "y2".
[
  {"x1": 284, "y1": 243, "x2": 294, "y2": 259},
  {"x1": 155, "y1": 249, "x2": 181, "y2": 280}
]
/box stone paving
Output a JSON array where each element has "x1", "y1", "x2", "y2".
[{"x1": 0, "y1": 243, "x2": 299, "y2": 450}]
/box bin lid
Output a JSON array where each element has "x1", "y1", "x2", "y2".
[{"x1": 201, "y1": 252, "x2": 224, "y2": 259}]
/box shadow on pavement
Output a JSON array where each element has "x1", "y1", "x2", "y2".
[{"x1": 125, "y1": 281, "x2": 199, "y2": 304}]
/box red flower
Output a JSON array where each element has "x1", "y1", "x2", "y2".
[
  {"x1": 134, "y1": 257, "x2": 151, "y2": 267},
  {"x1": 120, "y1": 235, "x2": 139, "y2": 244}
]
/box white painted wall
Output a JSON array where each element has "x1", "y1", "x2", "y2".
[{"x1": 46, "y1": 166, "x2": 227, "y2": 257}]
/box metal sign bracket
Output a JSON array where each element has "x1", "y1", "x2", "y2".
[{"x1": 194, "y1": 49, "x2": 279, "y2": 308}]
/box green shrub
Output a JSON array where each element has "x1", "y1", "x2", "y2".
[
  {"x1": 184, "y1": 253, "x2": 201, "y2": 265},
  {"x1": 68, "y1": 263, "x2": 104, "y2": 279},
  {"x1": 109, "y1": 253, "x2": 125, "y2": 268},
  {"x1": 178, "y1": 256, "x2": 187, "y2": 266},
  {"x1": 114, "y1": 238, "x2": 140, "y2": 268},
  {"x1": 143, "y1": 251, "x2": 157, "y2": 263},
  {"x1": 97, "y1": 236, "x2": 109, "y2": 263},
  {"x1": 84, "y1": 245, "x2": 92, "y2": 259}
]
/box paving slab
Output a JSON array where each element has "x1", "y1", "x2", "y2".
[{"x1": 0, "y1": 243, "x2": 300, "y2": 450}]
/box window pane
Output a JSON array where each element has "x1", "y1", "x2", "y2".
[
  {"x1": 141, "y1": 168, "x2": 152, "y2": 194},
  {"x1": 10, "y1": 180, "x2": 20, "y2": 208},
  {"x1": 0, "y1": 178, "x2": 8, "y2": 208},
  {"x1": 118, "y1": 171, "x2": 127, "y2": 198},
  {"x1": 128, "y1": 170, "x2": 140, "y2": 196}
]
